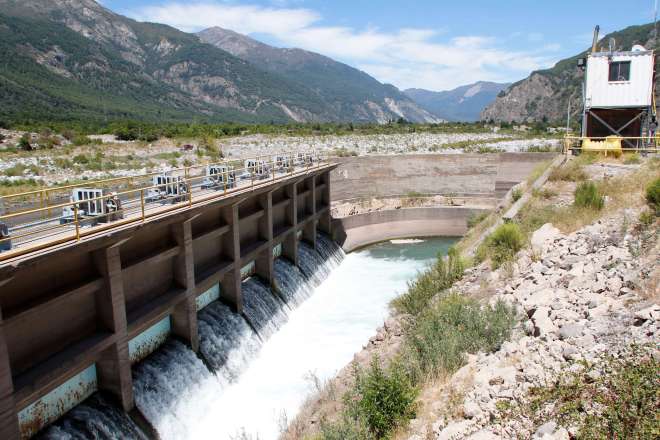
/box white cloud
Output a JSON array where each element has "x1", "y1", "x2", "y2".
[
  {"x1": 130, "y1": 2, "x2": 319, "y2": 34},
  {"x1": 127, "y1": 1, "x2": 560, "y2": 91}
]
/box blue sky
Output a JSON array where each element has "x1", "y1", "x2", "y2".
[{"x1": 101, "y1": 0, "x2": 658, "y2": 91}]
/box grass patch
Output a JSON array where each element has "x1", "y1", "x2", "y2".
[
  {"x1": 574, "y1": 181, "x2": 604, "y2": 210},
  {"x1": 646, "y1": 177, "x2": 660, "y2": 215},
  {"x1": 511, "y1": 187, "x2": 523, "y2": 202},
  {"x1": 333, "y1": 147, "x2": 358, "y2": 157},
  {"x1": 467, "y1": 211, "x2": 489, "y2": 229},
  {"x1": 518, "y1": 162, "x2": 659, "y2": 235},
  {"x1": 391, "y1": 247, "x2": 465, "y2": 316},
  {"x1": 321, "y1": 294, "x2": 517, "y2": 439},
  {"x1": 623, "y1": 152, "x2": 641, "y2": 164},
  {"x1": 498, "y1": 344, "x2": 659, "y2": 439},
  {"x1": 476, "y1": 223, "x2": 524, "y2": 268},
  {"x1": 549, "y1": 160, "x2": 588, "y2": 182},
  {"x1": 402, "y1": 294, "x2": 517, "y2": 383}
]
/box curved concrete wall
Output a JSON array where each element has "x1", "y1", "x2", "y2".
[
  {"x1": 330, "y1": 152, "x2": 557, "y2": 201},
  {"x1": 332, "y1": 206, "x2": 487, "y2": 252}
]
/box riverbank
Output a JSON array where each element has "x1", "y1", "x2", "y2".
[{"x1": 284, "y1": 155, "x2": 659, "y2": 439}]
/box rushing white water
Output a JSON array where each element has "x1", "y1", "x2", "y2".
[
  {"x1": 41, "y1": 236, "x2": 456, "y2": 440},
  {"x1": 189, "y1": 237, "x2": 456, "y2": 439}
]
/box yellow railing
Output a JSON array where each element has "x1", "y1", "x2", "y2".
[
  {"x1": 563, "y1": 136, "x2": 660, "y2": 154},
  {"x1": 0, "y1": 151, "x2": 327, "y2": 263}
]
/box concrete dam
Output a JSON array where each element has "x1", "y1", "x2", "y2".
[{"x1": 0, "y1": 152, "x2": 553, "y2": 439}]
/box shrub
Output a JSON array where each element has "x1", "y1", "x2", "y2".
[
  {"x1": 17, "y1": 134, "x2": 32, "y2": 151},
  {"x1": 646, "y1": 178, "x2": 660, "y2": 216},
  {"x1": 623, "y1": 153, "x2": 641, "y2": 164},
  {"x1": 467, "y1": 212, "x2": 489, "y2": 229},
  {"x1": 501, "y1": 344, "x2": 659, "y2": 440},
  {"x1": 72, "y1": 135, "x2": 93, "y2": 146},
  {"x1": 511, "y1": 188, "x2": 523, "y2": 202},
  {"x1": 638, "y1": 209, "x2": 654, "y2": 227},
  {"x1": 391, "y1": 247, "x2": 464, "y2": 316},
  {"x1": 4, "y1": 164, "x2": 26, "y2": 177},
  {"x1": 478, "y1": 223, "x2": 524, "y2": 267},
  {"x1": 73, "y1": 154, "x2": 89, "y2": 165},
  {"x1": 403, "y1": 294, "x2": 517, "y2": 382},
  {"x1": 345, "y1": 359, "x2": 417, "y2": 438},
  {"x1": 549, "y1": 161, "x2": 588, "y2": 182},
  {"x1": 574, "y1": 181, "x2": 604, "y2": 210}
]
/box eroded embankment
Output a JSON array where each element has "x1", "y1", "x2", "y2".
[{"x1": 284, "y1": 157, "x2": 659, "y2": 439}]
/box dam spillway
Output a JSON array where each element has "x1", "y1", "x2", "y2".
[
  {"x1": 37, "y1": 236, "x2": 344, "y2": 439},
  {"x1": 0, "y1": 166, "x2": 335, "y2": 439},
  {"x1": 0, "y1": 153, "x2": 554, "y2": 438}
]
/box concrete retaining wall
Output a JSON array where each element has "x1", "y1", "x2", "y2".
[
  {"x1": 333, "y1": 207, "x2": 488, "y2": 252},
  {"x1": 330, "y1": 153, "x2": 556, "y2": 201}
]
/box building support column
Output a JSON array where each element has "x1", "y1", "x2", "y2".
[
  {"x1": 221, "y1": 204, "x2": 242, "y2": 312},
  {"x1": 0, "y1": 295, "x2": 19, "y2": 440},
  {"x1": 255, "y1": 191, "x2": 274, "y2": 287},
  {"x1": 171, "y1": 217, "x2": 198, "y2": 352},
  {"x1": 283, "y1": 182, "x2": 299, "y2": 265},
  {"x1": 92, "y1": 242, "x2": 134, "y2": 412}
]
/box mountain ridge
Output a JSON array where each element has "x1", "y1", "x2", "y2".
[
  {"x1": 0, "y1": 0, "x2": 437, "y2": 124},
  {"x1": 404, "y1": 81, "x2": 509, "y2": 122},
  {"x1": 197, "y1": 26, "x2": 439, "y2": 124},
  {"x1": 481, "y1": 22, "x2": 660, "y2": 123}
]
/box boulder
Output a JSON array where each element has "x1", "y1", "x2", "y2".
[
  {"x1": 559, "y1": 324, "x2": 583, "y2": 340},
  {"x1": 634, "y1": 304, "x2": 660, "y2": 326},
  {"x1": 531, "y1": 224, "x2": 561, "y2": 254}
]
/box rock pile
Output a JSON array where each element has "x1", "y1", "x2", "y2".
[{"x1": 416, "y1": 211, "x2": 658, "y2": 440}]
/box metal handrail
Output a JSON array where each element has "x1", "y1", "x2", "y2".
[
  {"x1": 0, "y1": 151, "x2": 322, "y2": 217},
  {"x1": 0, "y1": 151, "x2": 328, "y2": 262}
]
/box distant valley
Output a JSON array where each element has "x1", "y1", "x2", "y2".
[{"x1": 404, "y1": 82, "x2": 509, "y2": 122}]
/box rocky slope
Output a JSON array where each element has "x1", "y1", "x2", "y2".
[
  {"x1": 482, "y1": 22, "x2": 659, "y2": 123},
  {"x1": 417, "y1": 211, "x2": 658, "y2": 439},
  {"x1": 405, "y1": 82, "x2": 509, "y2": 122},
  {"x1": 285, "y1": 160, "x2": 658, "y2": 439},
  {"x1": 198, "y1": 27, "x2": 440, "y2": 124}
]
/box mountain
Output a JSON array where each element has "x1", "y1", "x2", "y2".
[
  {"x1": 404, "y1": 82, "x2": 509, "y2": 122},
  {"x1": 198, "y1": 27, "x2": 439, "y2": 124},
  {"x1": 0, "y1": 0, "x2": 438, "y2": 125},
  {"x1": 482, "y1": 23, "x2": 659, "y2": 123}
]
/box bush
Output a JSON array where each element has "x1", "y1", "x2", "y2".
[
  {"x1": 478, "y1": 223, "x2": 524, "y2": 267},
  {"x1": 646, "y1": 178, "x2": 660, "y2": 216},
  {"x1": 574, "y1": 181, "x2": 604, "y2": 210},
  {"x1": 345, "y1": 359, "x2": 417, "y2": 438},
  {"x1": 467, "y1": 212, "x2": 489, "y2": 229},
  {"x1": 404, "y1": 294, "x2": 517, "y2": 382},
  {"x1": 623, "y1": 153, "x2": 641, "y2": 164},
  {"x1": 511, "y1": 188, "x2": 523, "y2": 202},
  {"x1": 73, "y1": 154, "x2": 89, "y2": 165},
  {"x1": 391, "y1": 247, "x2": 464, "y2": 316},
  {"x1": 18, "y1": 134, "x2": 32, "y2": 151},
  {"x1": 549, "y1": 161, "x2": 588, "y2": 182},
  {"x1": 501, "y1": 344, "x2": 659, "y2": 440},
  {"x1": 638, "y1": 209, "x2": 654, "y2": 227}
]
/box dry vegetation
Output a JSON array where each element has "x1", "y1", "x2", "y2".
[{"x1": 285, "y1": 153, "x2": 659, "y2": 440}]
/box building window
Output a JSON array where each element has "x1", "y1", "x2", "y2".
[{"x1": 608, "y1": 61, "x2": 631, "y2": 82}]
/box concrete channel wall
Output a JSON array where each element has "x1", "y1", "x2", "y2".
[
  {"x1": 330, "y1": 152, "x2": 556, "y2": 201},
  {"x1": 0, "y1": 166, "x2": 334, "y2": 439},
  {"x1": 333, "y1": 207, "x2": 488, "y2": 252}
]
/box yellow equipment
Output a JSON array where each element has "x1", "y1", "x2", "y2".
[{"x1": 582, "y1": 136, "x2": 623, "y2": 156}]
